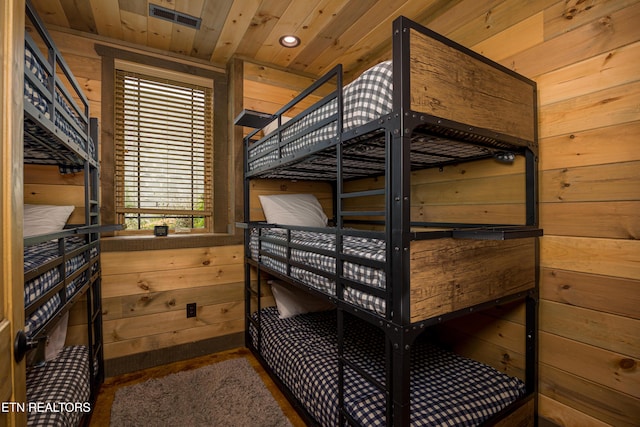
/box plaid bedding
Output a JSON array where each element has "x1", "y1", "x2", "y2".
[
  {"x1": 24, "y1": 296, "x2": 61, "y2": 337},
  {"x1": 26, "y1": 346, "x2": 90, "y2": 427},
  {"x1": 248, "y1": 61, "x2": 393, "y2": 171},
  {"x1": 24, "y1": 45, "x2": 95, "y2": 165},
  {"x1": 24, "y1": 237, "x2": 98, "y2": 338},
  {"x1": 252, "y1": 307, "x2": 525, "y2": 426},
  {"x1": 250, "y1": 227, "x2": 387, "y2": 315}
]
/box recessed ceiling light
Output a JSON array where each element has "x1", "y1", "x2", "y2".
[{"x1": 279, "y1": 35, "x2": 301, "y2": 48}]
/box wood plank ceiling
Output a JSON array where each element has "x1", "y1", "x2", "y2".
[{"x1": 30, "y1": 0, "x2": 462, "y2": 79}]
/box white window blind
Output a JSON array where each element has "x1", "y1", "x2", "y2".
[{"x1": 114, "y1": 69, "x2": 213, "y2": 231}]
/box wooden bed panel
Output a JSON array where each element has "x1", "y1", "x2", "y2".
[
  {"x1": 494, "y1": 398, "x2": 535, "y2": 427},
  {"x1": 410, "y1": 237, "x2": 536, "y2": 322},
  {"x1": 409, "y1": 28, "x2": 535, "y2": 143}
]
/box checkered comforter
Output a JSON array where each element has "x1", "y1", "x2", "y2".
[
  {"x1": 252, "y1": 307, "x2": 525, "y2": 426},
  {"x1": 23, "y1": 237, "x2": 98, "y2": 338},
  {"x1": 250, "y1": 227, "x2": 387, "y2": 315},
  {"x1": 24, "y1": 44, "x2": 95, "y2": 165},
  {"x1": 26, "y1": 346, "x2": 90, "y2": 427},
  {"x1": 248, "y1": 61, "x2": 393, "y2": 171}
]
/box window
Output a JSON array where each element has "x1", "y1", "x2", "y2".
[{"x1": 114, "y1": 66, "x2": 213, "y2": 232}]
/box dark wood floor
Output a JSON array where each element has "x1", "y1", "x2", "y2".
[{"x1": 90, "y1": 347, "x2": 306, "y2": 426}]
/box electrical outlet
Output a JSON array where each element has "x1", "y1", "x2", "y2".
[{"x1": 186, "y1": 302, "x2": 197, "y2": 318}]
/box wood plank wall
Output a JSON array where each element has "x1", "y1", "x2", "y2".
[
  {"x1": 25, "y1": 1, "x2": 639, "y2": 425},
  {"x1": 243, "y1": 2, "x2": 640, "y2": 426},
  {"x1": 426, "y1": 2, "x2": 640, "y2": 426}
]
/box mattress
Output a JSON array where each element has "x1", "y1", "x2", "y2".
[
  {"x1": 250, "y1": 227, "x2": 387, "y2": 315},
  {"x1": 252, "y1": 306, "x2": 525, "y2": 426},
  {"x1": 24, "y1": 237, "x2": 98, "y2": 337},
  {"x1": 24, "y1": 44, "x2": 96, "y2": 166},
  {"x1": 26, "y1": 345, "x2": 91, "y2": 427},
  {"x1": 247, "y1": 61, "x2": 393, "y2": 172}
]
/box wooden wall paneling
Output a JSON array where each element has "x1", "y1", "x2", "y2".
[
  {"x1": 539, "y1": 120, "x2": 640, "y2": 172},
  {"x1": 536, "y1": 41, "x2": 640, "y2": 107},
  {"x1": 539, "y1": 81, "x2": 640, "y2": 139},
  {"x1": 103, "y1": 316, "x2": 245, "y2": 360},
  {"x1": 23, "y1": 164, "x2": 84, "y2": 186},
  {"x1": 538, "y1": 393, "x2": 618, "y2": 427},
  {"x1": 540, "y1": 331, "x2": 638, "y2": 398},
  {"x1": 101, "y1": 282, "x2": 243, "y2": 321},
  {"x1": 542, "y1": 0, "x2": 639, "y2": 41},
  {"x1": 541, "y1": 161, "x2": 640, "y2": 203},
  {"x1": 444, "y1": 0, "x2": 555, "y2": 49},
  {"x1": 539, "y1": 364, "x2": 640, "y2": 427},
  {"x1": 540, "y1": 268, "x2": 640, "y2": 320},
  {"x1": 540, "y1": 201, "x2": 640, "y2": 239},
  {"x1": 503, "y1": 1, "x2": 640, "y2": 79},
  {"x1": 471, "y1": 13, "x2": 544, "y2": 62},
  {"x1": 100, "y1": 244, "x2": 245, "y2": 360},
  {"x1": 433, "y1": 312, "x2": 527, "y2": 380},
  {"x1": 101, "y1": 245, "x2": 243, "y2": 276},
  {"x1": 103, "y1": 299, "x2": 243, "y2": 345},
  {"x1": 242, "y1": 79, "x2": 320, "y2": 118},
  {"x1": 101, "y1": 263, "x2": 244, "y2": 299},
  {"x1": 23, "y1": 183, "x2": 85, "y2": 224},
  {"x1": 540, "y1": 299, "x2": 638, "y2": 357},
  {"x1": 243, "y1": 62, "x2": 317, "y2": 94},
  {"x1": 541, "y1": 235, "x2": 640, "y2": 280},
  {"x1": 343, "y1": 157, "x2": 527, "y2": 225}
]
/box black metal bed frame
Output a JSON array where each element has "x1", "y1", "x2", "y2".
[
  {"x1": 241, "y1": 15, "x2": 541, "y2": 427},
  {"x1": 15, "y1": 2, "x2": 112, "y2": 423}
]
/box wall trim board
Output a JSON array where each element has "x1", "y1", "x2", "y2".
[{"x1": 104, "y1": 333, "x2": 244, "y2": 377}]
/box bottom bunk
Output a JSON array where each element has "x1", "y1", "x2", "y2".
[
  {"x1": 250, "y1": 305, "x2": 527, "y2": 427},
  {"x1": 26, "y1": 345, "x2": 92, "y2": 427}
]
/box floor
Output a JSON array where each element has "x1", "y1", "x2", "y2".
[{"x1": 90, "y1": 347, "x2": 306, "y2": 426}]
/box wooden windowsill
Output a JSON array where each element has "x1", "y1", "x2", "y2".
[{"x1": 101, "y1": 231, "x2": 243, "y2": 251}]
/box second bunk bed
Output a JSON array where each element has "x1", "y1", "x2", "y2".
[
  {"x1": 15, "y1": 2, "x2": 112, "y2": 425},
  {"x1": 240, "y1": 16, "x2": 541, "y2": 427}
]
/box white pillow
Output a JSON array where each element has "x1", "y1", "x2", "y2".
[
  {"x1": 258, "y1": 193, "x2": 328, "y2": 227},
  {"x1": 270, "y1": 280, "x2": 333, "y2": 319},
  {"x1": 23, "y1": 204, "x2": 75, "y2": 237},
  {"x1": 45, "y1": 311, "x2": 68, "y2": 361}
]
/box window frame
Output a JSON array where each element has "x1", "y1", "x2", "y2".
[
  {"x1": 114, "y1": 61, "x2": 214, "y2": 234},
  {"x1": 97, "y1": 45, "x2": 242, "y2": 250}
]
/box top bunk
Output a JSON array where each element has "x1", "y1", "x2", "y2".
[
  {"x1": 243, "y1": 16, "x2": 537, "y2": 181},
  {"x1": 23, "y1": 0, "x2": 97, "y2": 171}
]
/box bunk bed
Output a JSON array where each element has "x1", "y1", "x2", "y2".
[
  {"x1": 14, "y1": 2, "x2": 107, "y2": 425},
  {"x1": 240, "y1": 16, "x2": 541, "y2": 427}
]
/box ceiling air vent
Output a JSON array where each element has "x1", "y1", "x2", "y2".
[{"x1": 149, "y1": 4, "x2": 202, "y2": 30}]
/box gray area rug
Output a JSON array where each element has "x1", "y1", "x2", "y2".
[{"x1": 110, "y1": 357, "x2": 293, "y2": 427}]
